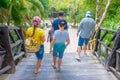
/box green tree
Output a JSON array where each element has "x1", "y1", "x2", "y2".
[{"x1": 0, "y1": 0, "x2": 50, "y2": 26}]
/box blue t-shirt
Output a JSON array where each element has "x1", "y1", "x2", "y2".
[
  {"x1": 53, "y1": 30, "x2": 69, "y2": 43},
  {"x1": 52, "y1": 18, "x2": 68, "y2": 31},
  {"x1": 53, "y1": 30, "x2": 69, "y2": 52}
]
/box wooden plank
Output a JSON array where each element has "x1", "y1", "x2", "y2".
[
  {"x1": 14, "y1": 52, "x2": 25, "y2": 60},
  {"x1": 100, "y1": 31, "x2": 108, "y2": 41},
  {"x1": 0, "y1": 65, "x2": 11, "y2": 75},
  {"x1": 107, "y1": 33, "x2": 116, "y2": 47},
  {"x1": 14, "y1": 29, "x2": 22, "y2": 39},
  {"x1": 0, "y1": 26, "x2": 16, "y2": 73},
  {"x1": 110, "y1": 67, "x2": 120, "y2": 79},
  {"x1": 100, "y1": 27, "x2": 117, "y2": 33},
  {"x1": 8, "y1": 26, "x2": 20, "y2": 30},
  {"x1": 0, "y1": 51, "x2": 6, "y2": 55},
  {"x1": 17, "y1": 26, "x2": 26, "y2": 53},
  {"x1": 9, "y1": 32, "x2": 15, "y2": 43},
  {"x1": 108, "y1": 29, "x2": 120, "y2": 68},
  {"x1": 10, "y1": 40, "x2": 23, "y2": 48},
  {"x1": 98, "y1": 40, "x2": 112, "y2": 52},
  {"x1": 116, "y1": 52, "x2": 119, "y2": 70},
  {"x1": 5, "y1": 53, "x2": 118, "y2": 80}
]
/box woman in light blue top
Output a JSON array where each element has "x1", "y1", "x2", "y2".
[{"x1": 50, "y1": 20, "x2": 70, "y2": 72}]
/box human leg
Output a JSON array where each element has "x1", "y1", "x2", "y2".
[
  {"x1": 84, "y1": 38, "x2": 90, "y2": 54},
  {"x1": 34, "y1": 59, "x2": 41, "y2": 73},
  {"x1": 34, "y1": 45, "x2": 44, "y2": 73},
  {"x1": 52, "y1": 51, "x2": 57, "y2": 68},
  {"x1": 58, "y1": 58, "x2": 62, "y2": 71},
  {"x1": 77, "y1": 36, "x2": 83, "y2": 60},
  {"x1": 58, "y1": 51, "x2": 64, "y2": 71},
  {"x1": 77, "y1": 46, "x2": 82, "y2": 58},
  {"x1": 53, "y1": 56, "x2": 57, "y2": 68}
]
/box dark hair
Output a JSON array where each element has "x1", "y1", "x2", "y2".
[
  {"x1": 58, "y1": 11, "x2": 64, "y2": 16},
  {"x1": 58, "y1": 20, "x2": 66, "y2": 27}
]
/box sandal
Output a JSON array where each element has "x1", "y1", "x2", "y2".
[
  {"x1": 52, "y1": 64, "x2": 56, "y2": 69},
  {"x1": 34, "y1": 69, "x2": 40, "y2": 74},
  {"x1": 57, "y1": 68, "x2": 61, "y2": 72}
]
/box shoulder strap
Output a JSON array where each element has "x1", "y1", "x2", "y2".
[{"x1": 31, "y1": 27, "x2": 36, "y2": 37}]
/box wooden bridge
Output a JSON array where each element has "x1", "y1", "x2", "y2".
[{"x1": 0, "y1": 25, "x2": 120, "y2": 80}]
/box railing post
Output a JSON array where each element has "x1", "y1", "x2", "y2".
[
  {"x1": 93, "y1": 27, "x2": 101, "y2": 54},
  {"x1": 17, "y1": 26, "x2": 26, "y2": 56},
  {"x1": 0, "y1": 26, "x2": 16, "y2": 73},
  {"x1": 108, "y1": 29, "x2": 120, "y2": 69}
]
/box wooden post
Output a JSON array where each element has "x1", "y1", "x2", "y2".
[
  {"x1": 108, "y1": 29, "x2": 120, "y2": 68},
  {"x1": 17, "y1": 26, "x2": 26, "y2": 57},
  {"x1": 93, "y1": 27, "x2": 101, "y2": 55},
  {"x1": 0, "y1": 26, "x2": 16, "y2": 73},
  {"x1": 17, "y1": 26, "x2": 26, "y2": 52}
]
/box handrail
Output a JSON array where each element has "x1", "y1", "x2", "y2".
[
  {"x1": 93, "y1": 27, "x2": 120, "y2": 79},
  {"x1": 0, "y1": 25, "x2": 26, "y2": 74},
  {"x1": 100, "y1": 27, "x2": 117, "y2": 33}
]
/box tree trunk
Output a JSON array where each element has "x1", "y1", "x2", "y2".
[
  {"x1": 98, "y1": 0, "x2": 111, "y2": 26},
  {"x1": 95, "y1": 0, "x2": 99, "y2": 27},
  {"x1": 7, "y1": 0, "x2": 13, "y2": 26},
  {"x1": 73, "y1": 15, "x2": 76, "y2": 27}
]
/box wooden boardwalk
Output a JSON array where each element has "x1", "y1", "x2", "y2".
[{"x1": 0, "y1": 28, "x2": 118, "y2": 80}]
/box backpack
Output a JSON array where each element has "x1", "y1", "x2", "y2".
[{"x1": 25, "y1": 28, "x2": 40, "y2": 53}]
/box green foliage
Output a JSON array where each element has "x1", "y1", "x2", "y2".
[
  {"x1": 11, "y1": 7, "x2": 22, "y2": 25},
  {"x1": 0, "y1": 0, "x2": 10, "y2": 9},
  {"x1": 40, "y1": 0, "x2": 50, "y2": 17},
  {"x1": 28, "y1": 0, "x2": 44, "y2": 15},
  {"x1": 101, "y1": 0, "x2": 120, "y2": 29},
  {"x1": 0, "y1": 0, "x2": 50, "y2": 25}
]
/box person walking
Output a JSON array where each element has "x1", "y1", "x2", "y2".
[
  {"x1": 25, "y1": 16, "x2": 45, "y2": 73},
  {"x1": 50, "y1": 20, "x2": 70, "y2": 72},
  {"x1": 47, "y1": 27, "x2": 54, "y2": 43},
  {"x1": 76, "y1": 11, "x2": 95, "y2": 61},
  {"x1": 52, "y1": 10, "x2": 68, "y2": 32}
]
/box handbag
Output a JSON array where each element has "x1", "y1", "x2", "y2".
[{"x1": 25, "y1": 28, "x2": 40, "y2": 53}]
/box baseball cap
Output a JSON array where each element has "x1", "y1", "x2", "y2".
[
  {"x1": 58, "y1": 19, "x2": 66, "y2": 27},
  {"x1": 86, "y1": 11, "x2": 91, "y2": 17},
  {"x1": 58, "y1": 10, "x2": 64, "y2": 16}
]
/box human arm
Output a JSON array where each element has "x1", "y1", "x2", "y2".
[
  {"x1": 77, "y1": 19, "x2": 83, "y2": 37},
  {"x1": 22, "y1": 28, "x2": 27, "y2": 37},
  {"x1": 65, "y1": 32, "x2": 70, "y2": 48},
  {"x1": 52, "y1": 20, "x2": 55, "y2": 31},
  {"x1": 47, "y1": 35, "x2": 50, "y2": 42},
  {"x1": 41, "y1": 35, "x2": 46, "y2": 43},
  {"x1": 40, "y1": 30, "x2": 46, "y2": 43},
  {"x1": 65, "y1": 38, "x2": 70, "y2": 48},
  {"x1": 47, "y1": 31, "x2": 50, "y2": 42},
  {"x1": 90, "y1": 20, "x2": 96, "y2": 38},
  {"x1": 50, "y1": 39, "x2": 55, "y2": 54}
]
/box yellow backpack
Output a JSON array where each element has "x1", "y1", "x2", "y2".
[{"x1": 25, "y1": 28, "x2": 40, "y2": 53}]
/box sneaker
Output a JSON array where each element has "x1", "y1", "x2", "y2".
[
  {"x1": 75, "y1": 56, "x2": 80, "y2": 62},
  {"x1": 57, "y1": 68, "x2": 61, "y2": 72}
]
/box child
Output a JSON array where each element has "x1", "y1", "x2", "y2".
[
  {"x1": 50, "y1": 19, "x2": 70, "y2": 72},
  {"x1": 47, "y1": 27, "x2": 54, "y2": 43},
  {"x1": 25, "y1": 16, "x2": 45, "y2": 74}
]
